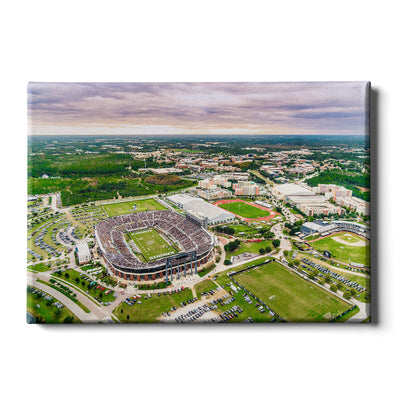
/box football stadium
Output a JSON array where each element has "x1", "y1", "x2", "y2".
[{"x1": 95, "y1": 210, "x2": 214, "y2": 283}]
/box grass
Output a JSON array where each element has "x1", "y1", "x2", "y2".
[
  {"x1": 102, "y1": 198, "x2": 167, "y2": 217},
  {"x1": 52, "y1": 269, "x2": 116, "y2": 304},
  {"x1": 194, "y1": 279, "x2": 218, "y2": 298},
  {"x1": 218, "y1": 201, "x2": 271, "y2": 219},
  {"x1": 210, "y1": 265, "x2": 274, "y2": 323},
  {"x1": 310, "y1": 232, "x2": 370, "y2": 266},
  {"x1": 297, "y1": 255, "x2": 371, "y2": 303},
  {"x1": 226, "y1": 224, "x2": 259, "y2": 235},
  {"x1": 27, "y1": 262, "x2": 52, "y2": 272},
  {"x1": 335, "y1": 306, "x2": 360, "y2": 322},
  {"x1": 114, "y1": 288, "x2": 194, "y2": 323},
  {"x1": 234, "y1": 261, "x2": 352, "y2": 322},
  {"x1": 198, "y1": 263, "x2": 217, "y2": 277},
  {"x1": 228, "y1": 240, "x2": 272, "y2": 257},
  {"x1": 127, "y1": 228, "x2": 178, "y2": 262},
  {"x1": 27, "y1": 287, "x2": 80, "y2": 324}
]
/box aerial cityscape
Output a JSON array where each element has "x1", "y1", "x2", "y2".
[{"x1": 27, "y1": 82, "x2": 371, "y2": 323}]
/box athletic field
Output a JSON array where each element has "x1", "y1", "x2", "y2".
[
  {"x1": 216, "y1": 200, "x2": 271, "y2": 219},
  {"x1": 235, "y1": 261, "x2": 352, "y2": 322},
  {"x1": 102, "y1": 198, "x2": 166, "y2": 217},
  {"x1": 309, "y1": 232, "x2": 370, "y2": 266},
  {"x1": 127, "y1": 228, "x2": 178, "y2": 262}
]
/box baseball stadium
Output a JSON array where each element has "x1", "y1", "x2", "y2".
[{"x1": 95, "y1": 210, "x2": 214, "y2": 283}]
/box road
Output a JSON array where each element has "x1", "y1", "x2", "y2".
[{"x1": 270, "y1": 222, "x2": 292, "y2": 259}]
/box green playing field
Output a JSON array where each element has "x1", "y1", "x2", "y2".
[
  {"x1": 127, "y1": 228, "x2": 178, "y2": 262},
  {"x1": 310, "y1": 233, "x2": 370, "y2": 266},
  {"x1": 234, "y1": 261, "x2": 352, "y2": 322},
  {"x1": 218, "y1": 201, "x2": 270, "y2": 219}
]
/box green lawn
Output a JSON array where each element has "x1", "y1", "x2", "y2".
[
  {"x1": 115, "y1": 288, "x2": 194, "y2": 323},
  {"x1": 52, "y1": 269, "x2": 116, "y2": 304},
  {"x1": 28, "y1": 263, "x2": 52, "y2": 272},
  {"x1": 310, "y1": 233, "x2": 370, "y2": 266},
  {"x1": 27, "y1": 286, "x2": 80, "y2": 324},
  {"x1": 127, "y1": 228, "x2": 178, "y2": 262},
  {"x1": 211, "y1": 262, "x2": 275, "y2": 322},
  {"x1": 234, "y1": 261, "x2": 352, "y2": 322},
  {"x1": 298, "y1": 255, "x2": 371, "y2": 303},
  {"x1": 229, "y1": 240, "x2": 272, "y2": 257},
  {"x1": 226, "y1": 224, "x2": 259, "y2": 235},
  {"x1": 102, "y1": 198, "x2": 167, "y2": 217},
  {"x1": 218, "y1": 201, "x2": 270, "y2": 219},
  {"x1": 194, "y1": 279, "x2": 218, "y2": 298}
]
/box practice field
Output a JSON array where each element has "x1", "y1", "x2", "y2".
[
  {"x1": 102, "y1": 198, "x2": 166, "y2": 217},
  {"x1": 216, "y1": 200, "x2": 271, "y2": 219},
  {"x1": 127, "y1": 228, "x2": 178, "y2": 262},
  {"x1": 234, "y1": 261, "x2": 352, "y2": 322},
  {"x1": 309, "y1": 232, "x2": 370, "y2": 266}
]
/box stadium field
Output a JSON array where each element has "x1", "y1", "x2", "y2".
[
  {"x1": 235, "y1": 261, "x2": 352, "y2": 322},
  {"x1": 102, "y1": 198, "x2": 166, "y2": 217},
  {"x1": 310, "y1": 233, "x2": 370, "y2": 266},
  {"x1": 127, "y1": 228, "x2": 178, "y2": 262},
  {"x1": 217, "y1": 201, "x2": 270, "y2": 219}
]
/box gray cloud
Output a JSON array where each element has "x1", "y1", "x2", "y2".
[{"x1": 28, "y1": 82, "x2": 368, "y2": 135}]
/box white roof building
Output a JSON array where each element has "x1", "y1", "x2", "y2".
[
  {"x1": 76, "y1": 242, "x2": 91, "y2": 265},
  {"x1": 273, "y1": 183, "x2": 315, "y2": 198},
  {"x1": 167, "y1": 194, "x2": 235, "y2": 225}
]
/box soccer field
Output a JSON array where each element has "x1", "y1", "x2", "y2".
[
  {"x1": 218, "y1": 201, "x2": 270, "y2": 219},
  {"x1": 128, "y1": 228, "x2": 178, "y2": 262},
  {"x1": 310, "y1": 233, "x2": 370, "y2": 266},
  {"x1": 103, "y1": 198, "x2": 166, "y2": 217},
  {"x1": 235, "y1": 261, "x2": 352, "y2": 322}
]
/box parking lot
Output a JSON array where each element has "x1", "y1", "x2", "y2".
[{"x1": 160, "y1": 289, "x2": 222, "y2": 323}]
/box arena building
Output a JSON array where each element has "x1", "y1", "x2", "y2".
[
  {"x1": 167, "y1": 194, "x2": 235, "y2": 226},
  {"x1": 95, "y1": 210, "x2": 214, "y2": 283},
  {"x1": 301, "y1": 220, "x2": 370, "y2": 239}
]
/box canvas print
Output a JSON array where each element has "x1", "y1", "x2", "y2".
[{"x1": 27, "y1": 82, "x2": 371, "y2": 324}]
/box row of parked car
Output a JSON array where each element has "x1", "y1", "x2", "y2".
[{"x1": 301, "y1": 257, "x2": 367, "y2": 293}]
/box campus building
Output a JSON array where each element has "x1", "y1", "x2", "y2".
[{"x1": 232, "y1": 181, "x2": 260, "y2": 196}]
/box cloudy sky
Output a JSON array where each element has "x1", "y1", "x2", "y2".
[{"x1": 28, "y1": 82, "x2": 369, "y2": 136}]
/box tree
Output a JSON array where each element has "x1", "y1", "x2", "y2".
[
  {"x1": 259, "y1": 248, "x2": 266, "y2": 255},
  {"x1": 330, "y1": 284, "x2": 338, "y2": 293},
  {"x1": 324, "y1": 275, "x2": 331, "y2": 284},
  {"x1": 343, "y1": 292, "x2": 351, "y2": 300},
  {"x1": 272, "y1": 239, "x2": 281, "y2": 248},
  {"x1": 265, "y1": 246, "x2": 272, "y2": 253},
  {"x1": 310, "y1": 270, "x2": 318, "y2": 280},
  {"x1": 283, "y1": 250, "x2": 289, "y2": 257},
  {"x1": 294, "y1": 259, "x2": 300, "y2": 266}
]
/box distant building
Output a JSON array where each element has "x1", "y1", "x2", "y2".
[
  {"x1": 335, "y1": 196, "x2": 370, "y2": 215},
  {"x1": 232, "y1": 181, "x2": 260, "y2": 196},
  {"x1": 197, "y1": 188, "x2": 232, "y2": 201}
]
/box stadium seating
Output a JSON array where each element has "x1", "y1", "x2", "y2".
[{"x1": 95, "y1": 210, "x2": 213, "y2": 272}]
